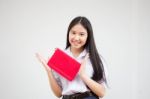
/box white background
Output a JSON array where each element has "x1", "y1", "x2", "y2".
[{"x1": 0, "y1": 0, "x2": 150, "y2": 99}]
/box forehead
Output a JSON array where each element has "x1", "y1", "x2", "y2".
[{"x1": 70, "y1": 24, "x2": 87, "y2": 33}]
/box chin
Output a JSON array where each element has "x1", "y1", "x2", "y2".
[{"x1": 71, "y1": 45, "x2": 79, "y2": 48}]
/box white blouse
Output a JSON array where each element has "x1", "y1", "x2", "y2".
[{"x1": 52, "y1": 47, "x2": 107, "y2": 95}]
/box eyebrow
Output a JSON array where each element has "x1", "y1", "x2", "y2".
[
  {"x1": 80, "y1": 32, "x2": 86, "y2": 34},
  {"x1": 71, "y1": 30, "x2": 86, "y2": 34}
]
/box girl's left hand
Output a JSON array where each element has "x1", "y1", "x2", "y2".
[{"x1": 78, "y1": 53, "x2": 89, "y2": 77}]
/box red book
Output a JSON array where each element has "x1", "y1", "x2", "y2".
[{"x1": 47, "y1": 48, "x2": 81, "y2": 81}]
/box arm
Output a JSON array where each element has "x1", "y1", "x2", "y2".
[
  {"x1": 78, "y1": 53, "x2": 106, "y2": 97},
  {"x1": 46, "y1": 69, "x2": 62, "y2": 98},
  {"x1": 35, "y1": 53, "x2": 62, "y2": 98},
  {"x1": 80, "y1": 74, "x2": 105, "y2": 97}
]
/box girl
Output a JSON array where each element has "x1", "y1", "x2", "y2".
[{"x1": 36, "y1": 16, "x2": 107, "y2": 99}]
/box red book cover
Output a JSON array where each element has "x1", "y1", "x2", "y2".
[{"x1": 47, "y1": 48, "x2": 81, "y2": 81}]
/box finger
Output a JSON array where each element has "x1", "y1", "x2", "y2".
[
  {"x1": 35, "y1": 53, "x2": 46, "y2": 63},
  {"x1": 35, "y1": 53, "x2": 41, "y2": 61}
]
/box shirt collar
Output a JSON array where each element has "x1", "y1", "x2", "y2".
[{"x1": 66, "y1": 47, "x2": 87, "y2": 59}]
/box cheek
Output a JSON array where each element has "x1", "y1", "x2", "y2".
[
  {"x1": 82, "y1": 36, "x2": 88, "y2": 43},
  {"x1": 68, "y1": 34, "x2": 73, "y2": 42}
]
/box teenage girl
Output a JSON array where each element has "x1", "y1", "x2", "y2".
[{"x1": 36, "y1": 16, "x2": 107, "y2": 99}]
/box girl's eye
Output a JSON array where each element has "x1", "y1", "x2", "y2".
[
  {"x1": 80, "y1": 33, "x2": 84, "y2": 36},
  {"x1": 72, "y1": 32, "x2": 76, "y2": 34}
]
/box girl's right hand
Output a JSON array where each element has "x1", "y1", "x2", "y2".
[{"x1": 35, "y1": 53, "x2": 51, "y2": 72}]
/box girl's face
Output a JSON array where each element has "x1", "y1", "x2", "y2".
[{"x1": 69, "y1": 24, "x2": 88, "y2": 50}]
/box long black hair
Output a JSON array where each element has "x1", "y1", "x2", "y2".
[{"x1": 66, "y1": 16, "x2": 106, "y2": 83}]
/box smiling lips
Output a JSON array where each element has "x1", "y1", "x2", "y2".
[{"x1": 72, "y1": 40, "x2": 81, "y2": 46}]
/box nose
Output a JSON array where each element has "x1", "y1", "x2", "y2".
[{"x1": 74, "y1": 35, "x2": 80, "y2": 41}]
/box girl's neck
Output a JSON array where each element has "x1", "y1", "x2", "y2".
[{"x1": 70, "y1": 47, "x2": 84, "y2": 58}]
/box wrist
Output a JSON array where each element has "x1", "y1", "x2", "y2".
[
  {"x1": 80, "y1": 73, "x2": 88, "y2": 79},
  {"x1": 46, "y1": 68, "x2": 52, "y2": 74}
]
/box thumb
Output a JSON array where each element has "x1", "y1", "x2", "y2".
[
  {"x1": 84, "y1": 53, "x2": 89, "y2": 60},
  {"x1": 81, "y1": 53, "x2": 89, "y2": 64}
]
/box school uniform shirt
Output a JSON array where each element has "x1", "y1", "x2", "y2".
[{"x1": 52, "y1": 47, "x2": 107, "y2": 95}]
